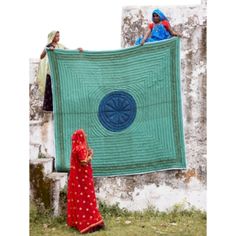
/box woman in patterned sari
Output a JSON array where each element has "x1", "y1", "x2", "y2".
[
  {"x1": 67, "y1": 129, "x2": 105, "y2": 234},
  {"x1": 135, "y1": 9, "x2": 181, "y2": 46}
]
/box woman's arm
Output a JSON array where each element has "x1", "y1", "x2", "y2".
[
  {"x1": 40, "y1": 44, "x2": 56, "y2": 59},
  {"x1": 83, "y1": 148, "x2": 93, "y2": 163},
  {"x1": 141, "y1": 28, "x2": 152, "y2": 46},
  {"x1": 77, "y1": 146, "x2": 93, "y2": 166},
  {"x1": 40, "y1": 48, "x2": 47, "y2": 60},
  {"x1": 168, "y1": 27, "x2": 182, "y2": 37}
]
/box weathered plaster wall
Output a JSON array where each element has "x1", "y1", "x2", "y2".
[
  {"x1": 29, "y1": 63, "x2": 55, "y2": 160},
  {"x1": 29, "y1": 2, "x2": 206, "y2": 212},
  {"x1": 108, "y1": 3, "x2": 207, "y2": 211}
]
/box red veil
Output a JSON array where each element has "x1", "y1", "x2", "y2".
[{"x1": 67, "y1": 129, "x2": 104, "y2": 233}]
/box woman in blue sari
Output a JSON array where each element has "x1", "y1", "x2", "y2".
[{"x1": 135, "y1": 9, "x2": 181, "y2": 46}]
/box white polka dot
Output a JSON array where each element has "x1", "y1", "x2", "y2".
[
  {"x1": 79, "y1": 207, "x2": 82, "y2": 210},
  {"x1": 85, "y1": 170, "x2": 88, "y2": 173},
  {"x1": 87, "y1": 222, "x2": 89, "y2": 225},
  {"x1": 80, "y1": 193, "x2": 83, "y2": 195},
  {"x1": 82, "y1": 179, "x2": 85, "y2": 182},
  {"x1": 75, "y1": 192, "x2": 77, "y2": 195},
  {"x1": 86, "y1": 208, "x2": 89, "y2": 211},
  {"x1": 79, "y1": 222, "x2": 82, "y2": 225},
  {"x1": 90, "y1": 203, "x2": 93, "y2": 206},
  {"x1": 83, "y1": 201, "x2": 86, "y2": 203},
  {"x1": 83, "y1": 215, "x2": 85, "y2": 218},
  {"x1": 85, "y1": 187, "x2": 87, "y2": 190},
  {"x1": 78, "y1": 185, "x2": 80, "y2": 187},
  {"x1": 90, "y1": 216, "x2": 93, "y2": 219},
  {"x1": 88, "y1": 195, "x2": 90, "y2": 198},
  {"x1": 77, "y1": 200, "x2": 79, "y2": 203},
  {"x1": 75, "y1": 221, "x2": 78, "y2": 224},
  {"x1": 76, "y1": 176, "x2": 78, "y2": 179}
]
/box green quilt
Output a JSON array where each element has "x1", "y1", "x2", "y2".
[{"x1": 47, "y1": 37, "x2": 186, "y2": 176}]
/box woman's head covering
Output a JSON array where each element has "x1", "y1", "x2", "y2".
[
  {"x1": 36, "y1": 30, "x2": 63, "y2": 96},
  {"x1": 152, "y1": 9, "x2": 168, "y2": 22},
  {"x1": 47, "y1": 31, "x2": 58, "y2": 44},
  {"x1": 72, "y1": 129, "x2": 87, "y2": 145},
  {"x1": 71, "y1": 129, "x2": 88, "y2": 157}
]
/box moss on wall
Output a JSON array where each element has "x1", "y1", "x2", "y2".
[{"x1": 30, "y1": 163, "x2": 54, "y2": 212}]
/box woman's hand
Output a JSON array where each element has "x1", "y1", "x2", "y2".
[
  {"x1": 77, "y1": 47, "x2": 83, "y2": 52},
  {"x1": 80, "y1": 161, "x2": 87, "y2": 166},
  {"x1": 48, "y1": 46, "x2": 55, "y2": 51},
  {"x1": 80, "y1": 155, "x2": 92, "y2": 166},
  {"x1": 88, "y1": 148, "x2": 93, "y2": 156},
  {"x1": 90, "y1": 148, "x2": 93, "y2": 156},
  {"x1": 174, "y1": 32, "x2": 182, "y2": 37}
]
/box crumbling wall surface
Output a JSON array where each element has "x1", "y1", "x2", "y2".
[
  {"x1": 95, "y1": 3, "x2": 207, "y2": 211},
  {"x1": 29, "y1": 59, "x2": 56, "y2": 160},
  {"x1": 29, "y1": 2, "x2": 206, "y2": 212}
]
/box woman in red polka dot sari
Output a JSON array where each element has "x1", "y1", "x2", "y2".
[{"x1": 67, "y1": 129, "x2": 105, "y2": 234}]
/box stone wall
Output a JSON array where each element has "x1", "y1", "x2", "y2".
[
  {"x1": 29, "y1": 61, "x2": 55, "y2": 160},
  {"x1": 29, "y1": 2, "x2": 206, "y2": 212},
  {"x1": 103, "y1": 3, "x2": 206, "y2": 211}
]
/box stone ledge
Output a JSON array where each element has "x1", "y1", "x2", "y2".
[
  {"x1": 30, "y1": 158, "x2": 54, "y2": 175},
  {"x1": 47, "y1": 172, "x2": 68, "y2": 190}
]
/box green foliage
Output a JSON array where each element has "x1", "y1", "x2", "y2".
[
  {"x1": 99, "y1": 201, "x2": 130, "y2": 217},
  {"x1": 167, "y1": 203, "x2": 206, "y2": 222},
  {"x1": 30, "y1": 201, "x2": 206, "y2": 236},
  {"x1": 30, "y1": 201, "x2": 52, "y2": 224}
]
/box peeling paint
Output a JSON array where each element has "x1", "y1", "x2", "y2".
[
  {"x1": 95, "y1": 3, "x2": 207, "y2": 211},
  {"x1": 95, "y1": 177, "x2": 206, "y2": 212}
]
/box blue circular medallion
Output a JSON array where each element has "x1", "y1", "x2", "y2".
[{"x1": 98, "y1": 91, "x2": 137, "y2": 132}]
